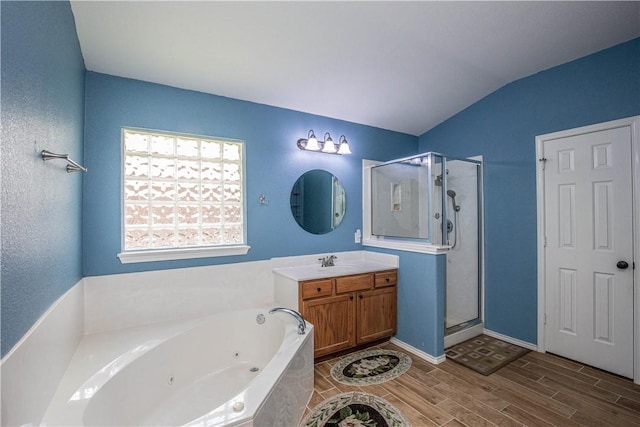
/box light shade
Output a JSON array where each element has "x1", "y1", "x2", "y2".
[
  {"x1": 337, "y1": 135, "x2": 351, "y2": 155},
  {"x1": 305, "y1": 129, "x2": 320, "y2": 151},
  {"x1": 322, "y1": 132, "x2": 337, "y2": 153}
]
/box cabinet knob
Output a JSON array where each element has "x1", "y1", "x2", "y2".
[
  {"x1": 385, "y1": 277, "x2": 390, "y2": 282},
  {"x1": 359, "y1": 295, "x2": 363, "y2": 299},
  {"x1": 349, "y1": 295, "x2": 354, "y2": 300},
  {"x1": 317, "y1": 287, "x2": 321, "y2": 292}
]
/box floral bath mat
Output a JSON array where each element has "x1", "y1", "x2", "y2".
[
  {"x1": 330, "y1": 349, "x2": 411, "y2": 386},
  {"x1": 300, "y1": 392, "x2": 411, "y2": 427}
]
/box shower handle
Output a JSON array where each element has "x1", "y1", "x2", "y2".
[{"x1": 443, "y1": 219, "x2": 454, "y2": 234}]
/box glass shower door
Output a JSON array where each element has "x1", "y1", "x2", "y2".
[{"x1": 443, "y1": 159, "x2": 481, "y2": 333}]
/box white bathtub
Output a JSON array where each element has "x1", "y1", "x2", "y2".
[{"x1": 41, "y1": 308, "x2": 314, "y2": 426}]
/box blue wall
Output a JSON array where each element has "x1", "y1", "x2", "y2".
[
  {"x1": 367, "y1": 248, "x2": 446, "y2": 357},
  {"x1": 83, "y1": 72, "x2": 418, "y2": 276},
  {"x1": 419, "y1": 38, "x2": 640, "y2": 345},
  {"x1": 1, "y1": 1, "x2": 86, "y2": 357}
]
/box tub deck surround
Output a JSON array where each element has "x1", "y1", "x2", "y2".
[
  {"x1": 41, "y1": 308, "x2": 313, "y2": 427},
  {"x1": 0, "y1": 279, "x2": 85, "y2": 427}
]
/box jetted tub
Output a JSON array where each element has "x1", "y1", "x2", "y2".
[{"x1": 41, "y1": 308, "x2": 314, "y2": 426}]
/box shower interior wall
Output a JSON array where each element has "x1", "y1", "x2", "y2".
[{"x1": 371, "y1": 162, "x2": 430, "y2": 240}]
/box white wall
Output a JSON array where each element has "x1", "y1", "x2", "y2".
[{"x1": 84, "y1": 261, "x2": 274, "y2": 334}]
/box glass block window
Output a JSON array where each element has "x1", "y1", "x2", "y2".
[{"x1": 122, "y1": 128, "x2": 245, "y2": 251}]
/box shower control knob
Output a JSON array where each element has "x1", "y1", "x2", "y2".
[{"x1": 617, "y1": 261, "x2": 629, "y2": 269}]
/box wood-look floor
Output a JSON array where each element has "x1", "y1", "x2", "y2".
[{"x1": 303, "y1": 342, "x2": 640, "y2": 427}]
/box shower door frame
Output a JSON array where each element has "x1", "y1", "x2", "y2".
[{"x1": 442, "y1": 155, "x2": 485, "y2": 337}]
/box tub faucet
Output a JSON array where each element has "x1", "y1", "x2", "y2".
[
  {"x1": 269, "y1": 307, "x2": 306, "y2": 335},
  {"x1": 319, "y1": 254, "x2": 337, "y2": 267}
]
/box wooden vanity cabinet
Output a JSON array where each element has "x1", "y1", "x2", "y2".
[{"x1": 298, "y1": 270, "x2": 397, "y2": 358}]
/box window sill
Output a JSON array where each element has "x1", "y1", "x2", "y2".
[{"x1": 117, "y1": 245, "x2": 251, "y2": 264}]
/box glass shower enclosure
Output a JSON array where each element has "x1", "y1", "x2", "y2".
[{"x1": 371, "y1": 152, "x2": 483, "y2": 337}]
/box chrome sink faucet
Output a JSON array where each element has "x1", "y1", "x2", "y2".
[
  {"x1": 319, "y1": 254, "x2": 337, "y2": 267},
  {"x1": 269, "y1": 307, "x2": 306, "y2": 335}
]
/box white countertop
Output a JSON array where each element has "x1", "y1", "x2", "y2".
[{"x1": 272, "y1": 261, "x2": 396, "y2": 281}]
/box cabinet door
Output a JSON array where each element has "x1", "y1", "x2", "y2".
[
  {"x1": 301, "y1": 294, "x2": 355, "y2": 357},
  {"x1": 357, "y1": 287, "x2": 397, "y2": 344}
]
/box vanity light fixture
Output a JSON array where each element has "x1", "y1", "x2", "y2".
[{"x1": 297, "y1": 129, "x2": 351, "y2": 155}]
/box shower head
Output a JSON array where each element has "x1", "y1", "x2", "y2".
[{"x1": 447, "y1": 189, "x2": 461, "y2": 212}]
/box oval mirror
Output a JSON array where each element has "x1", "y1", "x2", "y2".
[{"x1": 290, "y1": 169, "x2": 346, "y2": 234}]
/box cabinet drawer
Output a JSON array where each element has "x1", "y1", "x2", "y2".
[
  {"x1": 336, "y1": 274, "x2": 373, "y2": 294},
  {"x1": 301, "y1": 279, "x2": 333, "y2": 300},
  {"x1": 375, "y1": 270, "x2": 397, "y2": 288}
]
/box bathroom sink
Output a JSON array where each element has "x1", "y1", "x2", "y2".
[
  {"x1": 281, "y1": 264, "x2": 359, "y2": 278},
  {"x1": 315, "y1": 265, "x2": 359, "y2": 274},
  {"x1": 273, "y1": 261, "x2": 395, "y2": 281}
]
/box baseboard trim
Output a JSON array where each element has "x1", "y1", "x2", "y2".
[
  {"x1": 444, "y1": 322, "x2": 484, "y2": 348},
  {"x1": 389, "y1": 337, "x2": 446, "y2": 365},
  {"x1": 483, "y1": 328, "x2": 538, "y2": 351}
]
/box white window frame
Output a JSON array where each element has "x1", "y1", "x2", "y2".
[{"x1": 117, "y1": 128, "x2": 250, "y2": 264}]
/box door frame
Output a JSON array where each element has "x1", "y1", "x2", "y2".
[{"x1": 536, "y1": 116, "x2": 640, "y2": 384}]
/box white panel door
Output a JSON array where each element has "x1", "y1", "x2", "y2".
[{"x1": 544, "y1": 126, "x2": 634, "y2": 378}]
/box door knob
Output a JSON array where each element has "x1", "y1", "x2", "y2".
[{"x1": 616, "y1": 261, "x2": 629, "y2": 269}]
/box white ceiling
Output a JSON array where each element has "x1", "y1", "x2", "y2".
[{"x1": 70, "y1": 1, "x2": 640, "y2": 136}]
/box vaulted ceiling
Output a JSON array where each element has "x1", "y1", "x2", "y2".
[{"x1": 70, "y1": 1, "x2": 640, "y2": 136}]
